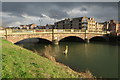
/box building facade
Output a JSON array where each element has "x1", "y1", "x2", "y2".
[
  {"x1": 105, "y1": 20, "x2": 120, "y2": 35},
  {"x1": 108, "y1": 20, "x2": 116, "y2": 32},
  {"x1": 55, "y1": 16, "x2": 104, "y2": 32},
  {"x1": 20, "y1": 24, "x2": 37, "y2": 29}
]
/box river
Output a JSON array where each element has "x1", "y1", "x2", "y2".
[{"x1": 16, "y1": 38, "x2": 119, "y2": 78}]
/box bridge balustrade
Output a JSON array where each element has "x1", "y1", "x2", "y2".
[
  {"x1": 0, "y1": 29, "x2": 110, "y2": 37},
  {"x1": 54, "y1": 29, "x2": 83, "y2": 33},
  {"x1": 8, "y1": 29, "x2": 85, "y2": 34}
]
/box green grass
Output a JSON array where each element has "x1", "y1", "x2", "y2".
[{"x1": 1, "y1": 39, "x2": 82, "y2": 78}]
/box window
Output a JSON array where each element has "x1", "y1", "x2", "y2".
[{"x1": 83, "y1": 18, "x2": 87, "y2": 22}]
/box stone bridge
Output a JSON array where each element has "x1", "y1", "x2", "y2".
[{"x1": 0, "y1": 29, "x2": 110, "y2": 44}]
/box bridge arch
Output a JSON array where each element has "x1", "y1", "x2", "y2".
[
  {"x1": 59, "y1": 36, "x2": 85, "y2": 42},
  {"x1": 14, "y1": 38, "x2": 52, "y2": 44},
  {"x1": 7, "y1": 34, "x2": 52, "y2": 44},
  {"x1": 89, "y1": 36, "x2": 108, "y2": 42}
]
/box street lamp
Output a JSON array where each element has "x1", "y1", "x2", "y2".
[
  {"x1": 39, "y1": 19, "x2": 42, "y2": 27},
  {"x1": 83, "y1": 18, "x2": 88, "y2": 39},
  {"x1": 83, "y1": 17, "x2": 89, "y2": 43},
  {"x1": 84, "y1": 23, "x2": 88, "y2": 39}
]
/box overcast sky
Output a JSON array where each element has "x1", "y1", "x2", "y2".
[{"x1": 1, "y1": 2, "x2": 119, "y2": 27}]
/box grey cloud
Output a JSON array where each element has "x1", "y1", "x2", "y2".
[
  {"x1": 2, "y1": 2, "x2": 118, "y2": 17},
  {"x1": 80, "y1": 7, "x2": 87, "y2": 11},
  {"x1": 2, "y1": 2, "x2": 119, "y2": 26},
  {"x1": 47, "y1": 9, "x2": 69, "y2": 19}
]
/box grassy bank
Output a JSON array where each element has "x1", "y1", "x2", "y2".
[{"x1": 1, "y1": 39, "x2": 95, "y2": 78}]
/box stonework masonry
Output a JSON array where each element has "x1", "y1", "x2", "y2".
[{"x1": 0, "y1": 29, "x2": 108, "y2": 44}]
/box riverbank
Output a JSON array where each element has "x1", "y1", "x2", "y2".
[{"x1": 1, "y1": 39, "x2": 95, "y2": 79}]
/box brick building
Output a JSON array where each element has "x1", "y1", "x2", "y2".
[
  {"x1": 106, "y1": 20, "x2": 120, "y2": 35},
  {"x1": 108, "y1": 20, "x2": 116, "y2": 32}
]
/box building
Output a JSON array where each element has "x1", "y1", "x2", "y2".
[
  {"x1": 118, "y1": 23, "x2": 120, "y2": 32},
  {"x1": 29, "y1": 24, "x2": 37, "y2": 29},
  {"x1": 20, "y1": 25, "x2": 29, "y2": 29},
  {"x1": 102, "y1": 21, "x2": 109, "y2": 32},
  {"x1": 108, "y1": 20, "x2": 116, "y2": 32},
  {"x1": 108, "y1": 20, "x2": 120, "y2": 33},
  {"x1": 55, "y1": 18, "x2": 72, "y2": 29},
  {"x1": 106, "y1": 20, "x2": 120, "y2": 35},
  {"x1": 20, "y1": 24, "x2": 37, "y2": 29},
  {"x1": 55, "y1": 16, "x2": 104, "y2": 32},
  {"x1": 45, "y1": 24, "x2": 54, "y2": 29},
  {"x1": 87, "y1": 17, "x2": 97, "y2": 32},
  {"x1": 96, "y1": 23, "x2": 104, "y2": 32},
  {"x1": 116, "y1": 23, "x2": 120, "y2": 36}
]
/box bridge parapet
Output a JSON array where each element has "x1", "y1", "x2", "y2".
[
  {"x1": 0, "y1": 29, "x2": 111, "y2": 44},
  {"x1": 0, "y1": 29, "x2": 109, "y2": 35}
]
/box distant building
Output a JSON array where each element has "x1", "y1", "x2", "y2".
[
  {"x1": 116, "y1": 22, "x2": 120, "y2": 36},
  {"x1": 5, "y1": 26, "x2": 19, "y2": 29},
  {"x1": 102, "y1": 21, "x2": 109, "y2": 32},
  {"x1": 29, "y1": 24, "x2": 37, "y2": 29},
  {"x1": 20, "y1": 24, "x2": 37, "y2": 29},
  {"x1": 55, "y1": 16, "x2": 104, "y2": 32},
  {"x1": 87, "y1": 17, "x2": 102, "y2": 32},
  {"x1": 108, "y1": 20, "x2": 116, "y2": 32},
  {"x1": 107, "y1": 20, "x2": 120, "y2": 35},
  {"x1": 20, "y1": 25, "x2": 29, "y2": 29},
  {"x1": 38, "y1": 26, "x2": 46, "y2": 29},
  {"x1": 45, "y1": 24, "x2": 54, "y2": 29},
  {"x1": 118, "y1": 23, "x2": 120, "y2": 32},
  {"x1": 96, "y1": 23, "x2": 104, "y2": 32}
]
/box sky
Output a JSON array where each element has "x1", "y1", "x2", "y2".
[{"x1": 1, "y1": 2, "x2": 119, "y2": 27}]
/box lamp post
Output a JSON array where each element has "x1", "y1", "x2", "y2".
[
  {"x1": 84, "y1": 23, "x2": 87, "y2": 39},
  {"x1": 83, "y1": 18, "x2": 89, "y2": 43},
  {"x1": 83, "y1": 18, "x2": 87, "y2": 39},
  {"x1": 52, "y1": 25, "x2": 54, "y2": 41},
  {"x1": 5, "y1": 28, "x2": 8, "y2": 40},
  {"x1": 39, "y1": 19, "x2": 42, "y2": 27}
]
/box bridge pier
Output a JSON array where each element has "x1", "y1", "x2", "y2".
[
  {"x1": 52, "y1": 40, "x2": 59, "y2": 45},
  {"x1": 52, "y1": 37, "x2": 59, "y2": 45},
  {"x1": 85, "y1": 39, "x2": 90, "y2": 43}
]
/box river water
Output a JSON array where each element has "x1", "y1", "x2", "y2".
[{"x1": 16, "y1": 38, "x2": 119, "y2": 78}]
